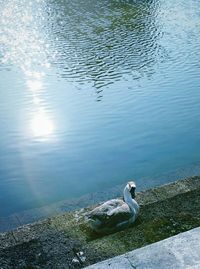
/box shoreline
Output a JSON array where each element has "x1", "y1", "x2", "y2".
[
  {"x1": 2, "y1": 163, "x2": 200, "y2": 233},
  {"x1": 1, "y1": 176, "x2": 200, "y2": 268}
]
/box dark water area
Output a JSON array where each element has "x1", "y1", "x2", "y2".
[{"x1": 0, "y1": 0, "x2": 200, "y2": 216}]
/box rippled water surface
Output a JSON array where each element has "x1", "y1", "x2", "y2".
[{"x1": 1, "y1": 0, "x2": 200, "y2": 216}]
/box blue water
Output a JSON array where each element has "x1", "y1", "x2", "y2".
[{"x1": 0, "y1": 0, "x2": 200, "y2": 216}]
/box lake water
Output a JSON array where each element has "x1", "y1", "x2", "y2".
[{"x1": 0, "y1": 0, "x2": 200, "y2": 217}]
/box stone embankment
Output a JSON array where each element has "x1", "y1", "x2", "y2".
[{"x1": 0, "y1": 176, "x2": 200, "y2": 268}]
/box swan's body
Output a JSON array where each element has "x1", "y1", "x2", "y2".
[{"x1": 87, "y1": 181, "x2": 139, "y2": 234}]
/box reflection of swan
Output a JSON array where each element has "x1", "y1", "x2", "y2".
[{"x1": 87, "y1": 181, "x2": 140, "y2": 234}]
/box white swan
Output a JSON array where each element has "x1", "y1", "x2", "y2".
[{"x1": 87, "y1": 181, "x2": 140, "y2": 234}]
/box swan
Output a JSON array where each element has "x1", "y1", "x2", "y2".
[{"x1": 87, "y1": 181, "x2": 140, "y2": 234}]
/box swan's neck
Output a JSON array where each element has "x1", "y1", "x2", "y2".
[{"x1": 123, "y1": 187, "x2": 139, "y2": 214}]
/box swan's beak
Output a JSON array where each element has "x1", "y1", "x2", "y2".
[{"x1": 130, "y1": 187, "x2": 136, "y2": 199}]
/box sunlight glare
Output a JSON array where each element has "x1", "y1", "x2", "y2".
[
  {"x1": 27, "y1": 79, "x2": 43, "y2": 91},
  {"x1": 31, "y1": 110, "x2": 54, "y2": 137}
]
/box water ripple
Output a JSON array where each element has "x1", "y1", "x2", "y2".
[
  {"x1": 42, "y1": 0, "x2": 161, "y2": 88},
  {"x1": 1, "y1": 0, "x2": 200, "y2": 215}
]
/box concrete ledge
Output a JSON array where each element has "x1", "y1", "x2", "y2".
[
  {"x1": 0, "y1": 176, "x2": 200, "y2": 268},
  {"x1": 84, "y1": 227, "x2": 200, "y2": 269}
]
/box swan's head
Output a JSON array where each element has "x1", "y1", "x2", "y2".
[{"x1": 126, "y1": 181, "x2": 136, "y2": 199}]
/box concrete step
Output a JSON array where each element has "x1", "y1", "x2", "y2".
[{"x1": 84, "y1": 227, "x2": 200, "y2": 269}]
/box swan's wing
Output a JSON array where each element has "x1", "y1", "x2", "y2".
[
  {"x1": 105, "y1": 203, "x2": 133, "y2": 228},
  {"x1": 88, "y1": 199, "x2": 124, "y2": 218},
  {"x1": 88, "y1": 199, "x2": 132, "y2": 228}
]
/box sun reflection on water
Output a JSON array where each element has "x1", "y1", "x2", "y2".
[
  {"x1": 0, "y1": 0, "x2": 56, "y2": 140},
  {"x1": 26, "y1": 79, "x2": 43, "y2": 92},
  {"x1": 27, "y1": 74, "x2": 55, "y2": 140},
  {"x1": 31, "y1": 109, "x2": 54, "y2": 137},
  {"x1": 26, "y1": 74, "x2": 55, "y2": 140}
]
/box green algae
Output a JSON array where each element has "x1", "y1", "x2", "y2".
[{"x1": 143, "y1": 213, "x2": 200, "y2": 244}]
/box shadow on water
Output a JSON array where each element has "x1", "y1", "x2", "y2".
[{"x1": 47, "y1": 0, "x2": 161, "y2": 93}]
